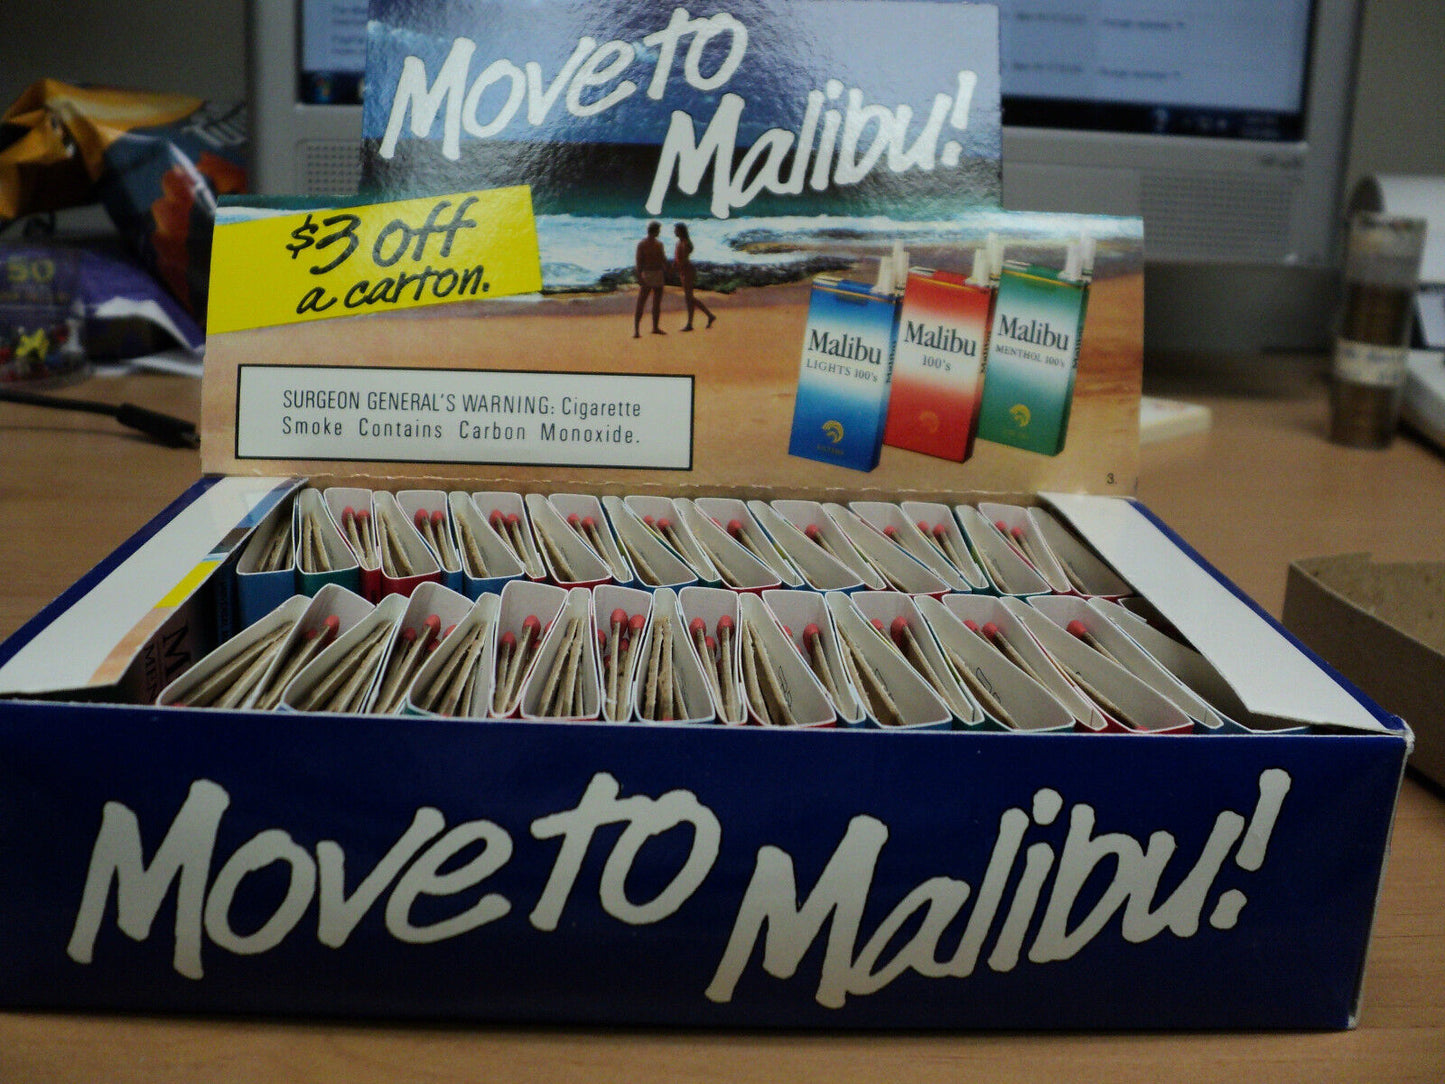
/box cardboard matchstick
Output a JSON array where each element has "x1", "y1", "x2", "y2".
[
  {"x1": 253, "y1": 614, "x2": 341, "y2": 710},
  {"x1": 455, "y1": 514, "x2": 489, "y2": 577},
  {"x1": 373, "y1": 613, "x2": 442, "y2": 713},
  {"x1": 188, "y1": 623, "x2": 293, "y2": 708}
]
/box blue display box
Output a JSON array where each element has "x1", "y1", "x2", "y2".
[{"x1": 0, "y1": 479, "x2": 1410, "y2": 1029}]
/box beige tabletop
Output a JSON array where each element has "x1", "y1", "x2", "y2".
[{"x1": 1, "y1": 356, "x2": 1442, "y2": 1083}]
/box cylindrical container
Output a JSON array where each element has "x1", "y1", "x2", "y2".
[{"x1": 1329, "y1": 212, "x2": 1427, "y2": 447}]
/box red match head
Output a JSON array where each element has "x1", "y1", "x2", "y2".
[
  {"x1": 727, "y1": 518, "x2": 745, "y2": 535},
  {"x1": 356, "y1": 509, "x2": 371, "y2": 525},
  {"x1": 611, "y1": 607, "x2": 628, "y2": 627},
  {"x1": 567, "y1": 512, "x2": 581, "y2": 527},
  {"x1": 889, "y1": 616, "x2": 910, "y2": 644},
  {"x1": 1066, "y1": 620, "x2": 1091, "y2": 640},
  {"x1": 501, "y1": 630, "x2": 516, "y2": 647},
  {"x1": 581, "y1": 515, "x2": 596, "y2": 530},
  {"x1": 422, "y1": 613, "x2": 442, "y2": 634},
  {"x1": 883, "y1": 525, "x2": 898, "y2": 539},
  {"x1": 505, "y1": 512, "x2": 521, "y2": 527},
  {"x1": 994, "y1": 520, "x2": 1010, "y2": 535},
  {"x1": 522, "y1": 614, "x2": 542, "y2": 633},
  {"x1": 343, "y1": 505, "x2": 356, "y2": 520},
  {"x1": 932, "y1": 523, "x2": 948, "y2": 540},
  {"x1": 964, "y1": 618, "x2": 981, "y2": 633},
  {"x1": 414, "y1": 508, "x2": 429, "y2": 528},
  {"x1": 982, "y1": 622, "x2": 1003, "y2": 642},
  {"x1": 716, "y1": 614, "x2": 734, "y2": 632},
  {"x1": 690, "y1": 616, "x2": 706, "y2": 634},
  {"x1": 656, "y1": 516, "x2": 673, "y2": 531},
  {"x1": 489, "y1": 509, "x2": 504, "y2": 527},
  {"x1": 629, "y1": 613, "x2": 646, "y2": 633},
  {"x1": 804, "y1": 523, "x2": 822, "y2": 540},
  {"x1": 803, "y1": 622, "x2": 821, "y2": 642},
  {"x1": 431, "y1": 510, "x2": 446, "y2": 526}
]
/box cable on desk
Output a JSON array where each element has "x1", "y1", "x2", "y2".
[{"x1": 0, "y1": 386, "x2": 200, "y2": 448}]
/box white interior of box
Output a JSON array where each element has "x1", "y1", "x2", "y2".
[
  {"x1": 0, "y1": 476, "x2": 289, "y2": 696},
  {"x1": 0, "y1": 478, "x2": 1397, "y2": 734},
  {"x1": 1045, "y1": 492, "x2": 1388, "y2": 733}
]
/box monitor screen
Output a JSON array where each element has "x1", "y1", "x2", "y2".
[
  {"x1": 299, "y1": 0, "x2": 367, "y2": 106},
  {"x1": 997, "y1": 1, "x2": 1314, "y2": 142}
]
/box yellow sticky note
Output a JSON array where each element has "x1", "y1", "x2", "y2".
[{"x1": 207, "y1": 186, "x2": 542, "y2": 335}]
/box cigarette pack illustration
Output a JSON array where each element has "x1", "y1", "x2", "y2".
[
  {"x1": 883, "y1": 249, "x2": 996, "y2": 462},
  {"x1": 788, "y1": 246, "x2": 906, "y2": 472},
  {"x1": 978, "y1": 237, "x2": 1094, "y2": 456}
]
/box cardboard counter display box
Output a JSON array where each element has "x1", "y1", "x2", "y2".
[
  {"x1": 0, "y1": 0, "x2": 1415, "y2": 1031},
  {"x1": 1284, "y1": 553, "x2": 1445, "y2": 787},
  {"x1": 0, "y1": 480, "x2": 1412, "y2": 1029}
]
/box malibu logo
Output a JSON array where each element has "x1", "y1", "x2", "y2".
[
  {"x1": 903, "y1": 320, "x2": 975, "y2": 357},
  {"x1": 809, "y1": 329, "x2": 882, "y2": 365},
  {"x1": 997, "y1": 315, "x2": 1070, "y2": 352},
  {"x1": 375, "y1": 8, "x2": 983, "y2": 220},
  {"x1": 63, "y1": 768, "x2": 1294, "y2": 1011}
]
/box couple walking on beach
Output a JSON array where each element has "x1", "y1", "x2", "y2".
[{"x1": 633, "y1": 220, "x2": 717, "y2": 337}]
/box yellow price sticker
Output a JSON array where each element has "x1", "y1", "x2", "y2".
[{"x1": 207, "y1": 186, "x2": 542, "y2": 335}]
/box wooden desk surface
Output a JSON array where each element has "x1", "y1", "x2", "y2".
[{"x1": 2, "y1": 358, "x2": 1443, "y2": 1083}]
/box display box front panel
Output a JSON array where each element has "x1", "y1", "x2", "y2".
[{"x1": 0, "y1": 695, "x2": 1405, "y2": 1029}]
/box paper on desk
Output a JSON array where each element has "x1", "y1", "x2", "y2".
[
  {"x1": 1139, "y1": 395, "x2": 1212, "y2": 443},
  {"x1": 1415, "y1": 285, "x2": 1445, "y2": 350},
  {"x1": 1403, "y1": 348, "x2": 1445, "y2": 452}
]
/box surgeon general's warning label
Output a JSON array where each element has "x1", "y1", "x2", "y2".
[{"x1": 236, "y1": 364, "x2": 693, "y2": 469}]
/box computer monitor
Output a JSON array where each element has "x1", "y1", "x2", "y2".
[
  {"x1": 247, "y1": 0, "x2": 1362, "y2": 353},
  {"x1": 999, "y1": 0, "x2": 1362, "y2": 353},
  {"x1": 247, "y1": 0, "x2": 368, "y2": 197}
]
